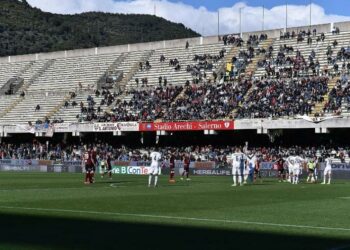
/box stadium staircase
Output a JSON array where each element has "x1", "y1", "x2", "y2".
[
  {"x1": 48, "y1": 50, "x2": 150, "y2": 122},
  {"x1": 215, "y1": 46, "x2": 240, "y2": 81},
  {"x1": 97, "y1": 52, "x2": 129, "y2": 89},
  {"x1": 311, "y1": 75, "x2": 340, "y2": 116},
  {"x1": 0, "y1": 96, "x2": 23, "y2": 119},
  {"x1": 0, "y1": 59, "x2": 56, "y2": 121},
  {"x1": 45, "y1": 94, "x2": 73, "y2": 121},
  {"x1": 126, "y1": 43, "x2": 230, "y2": 89},
  {"x1": 101, "y1": 50, "x2": 156, "y2": 115},
  {"x1": 120, "y1": 50, "x2": 155, "y2": 90},
  {"x1": 170, "y1": 86, "x2": 187, "y2": 105},
  {"x1": 253, "y1": 31, "x2": 350, "y2": 79},
  {"x1": 244, "y1": 38, "x2": 274, "y2": 79},
  {"x1": 19, "y1": 59, "x2": 56, "y2": 93},
  {"x1": 108, "y1": 52, "x2": 129, "y2": 72},
  {"x1": 225, "y1": 38, "x2": 275, "y2": 118}
]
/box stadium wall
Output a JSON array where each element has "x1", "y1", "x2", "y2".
[
  {"x1": 0, "y1": 117, "x2": 349, "y2": 136},
  {"x1": 0, "y1": 21, "x2": 347, "y2": 64},
  {"x1": 1, "y1": 159, "x2": 349, "y2": 179}
]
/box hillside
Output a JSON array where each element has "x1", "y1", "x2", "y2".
[{"x1": 0, "y1": 0, "x2": 200, "y2": 56}]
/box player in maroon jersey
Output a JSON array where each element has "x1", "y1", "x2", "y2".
[
  {"x1": 83, "y1": 148, "x2": 94, "y2": 184},
  {"x1": 276, "y1": 156, "x2": 285, "y2": 182},
  {"x1": 253, "y1": 154, "x2": 262, "y2": 183},
  {"x1": 90, "y1": 147, "x2": 97, "y2": 183},
  {"x1": 181, "y1": 153, "x2": 191, "y2": 181},
  {"x1": 169, "y1": 153, "x2": 176, "y2": 183},
  {"x1": 106, "y1": 152, "x2": 113, "y2": 179}
]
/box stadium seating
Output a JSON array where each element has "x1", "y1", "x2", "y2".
[
  {"x1": 1, "y1": 26, "x2": 350, "y2": 124},
  {"x1": 127, "y1": 43, "x2": 230, "y2": 89}
]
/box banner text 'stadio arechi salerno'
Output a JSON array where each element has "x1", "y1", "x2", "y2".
[{"x1": 139, "y1": 121, "x2": 234, "y2": 131}]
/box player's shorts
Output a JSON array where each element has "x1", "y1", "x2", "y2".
[
  {"x1": 308, "y1": 168, "x2": 314, "y2": 173},
  {"x1": 85, "y1": 163, "x2": 94, "y2": 172},
  {"x1": 324, "y1": 167, "x2": 332, "y2": 174},
  {"x1": 244, "y1": 168, "x2": 250, "y2": 175},
  {"x1": 150, "y1": 163, "x2": 160, "y2": 175},
  {"x1": 184, "y1": 166, "x2": 190, "y2": 172},
  {"x1": 232, "y1": 166, "x2": 242, "y2": 176},
  {"x1": 278, "y1": 168, "x2": 285, "y2": 175},
  {"x1": 292, "y1": 167, "x2": 300, "y2": 175},
  {"x1": 106, "y1": 165, "x2": 112, "y2": 172}
]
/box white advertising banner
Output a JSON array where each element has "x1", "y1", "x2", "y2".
[{"x1": 93, "y1": 122, "x2": 139, "y2": 132}]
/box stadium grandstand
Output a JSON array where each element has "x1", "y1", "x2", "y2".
[
  {"x1": 1, "y1": 2, "x2": 350, "y2": 248},
  {"x1": 0, "y1": 21, "x2": 349, "y2": 135}
]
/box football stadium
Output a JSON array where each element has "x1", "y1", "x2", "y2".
[{"x1": 0, "y1": 0, "x2": 350, "y2": 249}]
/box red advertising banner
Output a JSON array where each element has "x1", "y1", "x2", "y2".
[{"x1": 139, "y1": 120, "x2": 234, "y2": 131}]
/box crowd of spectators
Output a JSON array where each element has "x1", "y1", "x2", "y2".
[
  {"x1": 76, "y1": 89, "x2": 120, "y2": 122},
  {"x1": 236, "y1": 77, "x2": 329, "y2": 118},
  {"x1": 279, "y1": 28, "x2": 327, "y2": 44},
  {"x1": 324, "y1": 74, "x2": 350, "y2": 114},
  {"x1": 111, "y1": 85, "x2": 183, "y2": 121},
  {"x1": 260, "y1": 45, "x2": 324, "y2": 78},
  {"x1": 1, "y1": 142, "x2": 349, "y2": 165},
  {"x1": 186, "y1": 49, "x2": 226, "y2": 78},
  {"x1": 163, "y1": 81, "x2": 251, "y2": 120},
  {"x1": 222, "y1": 34, "x2": 243, "y2": 46},
  {"x1": 246, "y1": 34, "x2": 268, "y2": 47}
]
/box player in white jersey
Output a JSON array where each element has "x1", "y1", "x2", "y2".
[
  {"x1": 293, "y1": 156, "x2": 304, "y2": 184},
  {"x1": 148, "y1": 151, "x2": 162, "y2": 187},
  {"x1": 286, "y1": 155, "x2": 304, "y2": 184},
  {"x1": 245, "y1": 151, "x2": 256, "y2": 184},
  {"x1": 231, "y1": 148, "x2": 247, "y2": 186},
  {"x1": 322, "y1": 156, "x2": 332, "y2": 185},
  {"x1": 286, "y1": 156, "x2": 295, "y2": 183}
]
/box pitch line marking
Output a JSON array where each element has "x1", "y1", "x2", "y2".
[
  {"x1": 337, "y1": 197, "x2": 350, "y2": 199},
  {"x1": 0, "y1": 205, "x2": 349, "y2": 232},
  {"x1": 109, "y1": 184, "x2": 126, "y2": 188},
  {"x1": 0, "y1": 187, "x2": 92, "y2": 192}
]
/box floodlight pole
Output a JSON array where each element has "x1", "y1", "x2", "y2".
[
  {"x1": 218, "y1": 10, "x2": 220, "y2": 40},
  {"x1": 239, "y1": 7, "x2": 243, "y2": 38},
  {"x1": 309, "y1": 0, "x2": 312, "y2": 28},
  {"x1": 285, "y1": 2, "x2": 288, "y2": 32},
  {"x1": 262, "y1": 5, "x2": 265, "y2": 31}
]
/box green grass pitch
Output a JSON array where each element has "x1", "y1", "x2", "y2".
[{"x1": 0, "y1": 172, "x2": 349, "y2": 250}]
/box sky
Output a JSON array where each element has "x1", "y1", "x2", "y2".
[{"x1": 26, "y1": 0, "x2": 350, "y2": 36}]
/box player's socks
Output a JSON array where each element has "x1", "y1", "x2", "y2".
[
  {"x1": 295, "y1": 176, "x2": 299, "y2": 184},
  {"x1": 148, "y1": 175, "x2": 152, "y2": 186},
  {"x1": 322, "y1": 175, "x2": 327, "y2": 184},
  {"x1": 327, "y1": 177, "x2": 331, "y2": 184},
  {"x1": 238, "y1": 176, "x2": 242, "y2": 186},
  {"x1": 89, "y1": 173, "x2": 94, "y2": 183},
  {"x1": 154, "y1": 176, "x2": 158, "y2": 187},
  {"x1": 244, "y1": 175, "x2": 248, "y2": 183},
  {"x1": 84, "y1": 173, "x2": 89, "y2": 183},
  {"x1": 232, "y1": 175, "x2": 236, "y2": 186}
]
